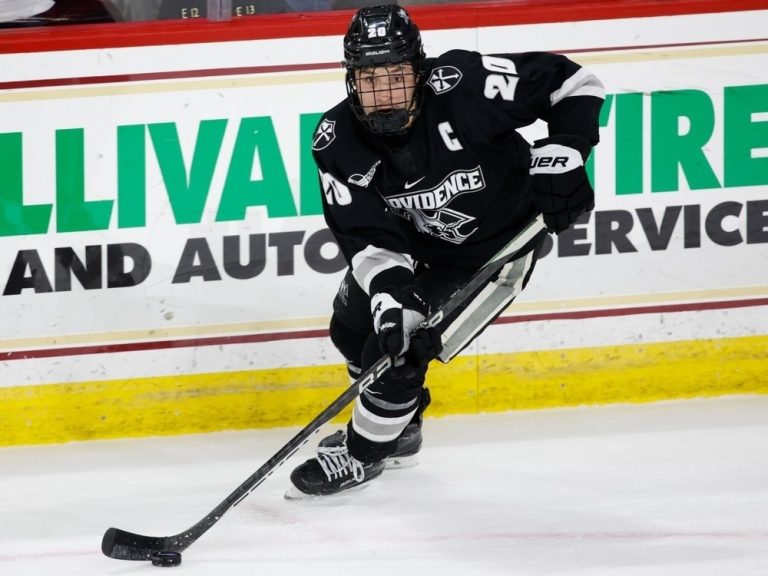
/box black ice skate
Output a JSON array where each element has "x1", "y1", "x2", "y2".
[
  {"x1": 385, "y1": 386, "x2": 430, "y2": 469},
  {"x1": 285, "y1": 430, "x2": 385, "y2": 499},
  {"x1": 384, "y1": 421, "x2": 422, "y2": 469}
]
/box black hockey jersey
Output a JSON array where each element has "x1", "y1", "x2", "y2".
[{"x1": 311, "y1": 49, "x2": 604, "y2": 296}]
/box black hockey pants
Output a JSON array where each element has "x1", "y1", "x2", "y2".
[{"x1": 330, "y1": 244, "x2": 542, "y2": 464}]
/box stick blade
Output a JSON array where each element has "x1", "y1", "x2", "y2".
[{"x1": 102, "y1": 527, "x2": 168, "y2": 560}]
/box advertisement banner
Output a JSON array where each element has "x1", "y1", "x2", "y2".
[{"x1": 2, "y1": 45, "x2": 766, "y2": 345}]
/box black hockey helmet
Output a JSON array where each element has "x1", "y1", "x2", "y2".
[{"x1": 343, "y1": 4, "x2": 427, "y2": 135}]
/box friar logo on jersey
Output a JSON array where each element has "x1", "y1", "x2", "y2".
[
  {"x1": 385, "y1": 167, "x2": 485, "y2": 244},
  {"x1": 426, "y1": 66, "x2": 463, "y2": 94},
  {"x1": 312, "y1": 119, "x2": 336, "y2": 151}
]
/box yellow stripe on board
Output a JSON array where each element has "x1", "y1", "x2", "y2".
[
  {"x1": 574, "y1": 42, "x2": 768, "y2": 66},
  {"x1": 2, "y1": 334, "x2": 766, "y2": 446},
  {"x1": 0, "y1": 70, "x2": 345, "y2": 103},
  {"x1": 472, "y1": 334, "x2": 768, "y2": 411}
]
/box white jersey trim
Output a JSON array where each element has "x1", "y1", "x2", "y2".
[
  {"x1": 351, "y1": 245, "x2": 415, "y2": 295},
  {"x1": 550, "y1": 67, "x2": 605, "y2": 107}
]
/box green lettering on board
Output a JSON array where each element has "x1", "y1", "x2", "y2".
[
  {"x1": 651, "y1": 89, "x2": 720, "y2": 192},
  {"x1": 217, "y1": 116, "x2": 297, "y2": 221},
  {"x1": 299, "y1": 112, "x2": 323, "y2": 216},
  {"x1": 615, "y1": 92, "x2": 644, "y2": 195},
  {"x1": 117, "y1": 124, "x2": 147, "y2": 228},
  {"x1": 56, "y1": 128, "x2": 113, "y2": 233},
  {"x1": 150, "y1": 119, "x2": 227, "y2": 224},
  {"x1": 724, "y1": 84, "x2": 768, "y2": 187},
  {"x1": 0, "y1": 132, "x2": 52, "y2": 236}
]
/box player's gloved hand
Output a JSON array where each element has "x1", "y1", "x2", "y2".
[
  {"x1": 371, "y1": 286, "x2": 430, "y2": 357},
  {"x1": 404, "y1": 327, "x2": 443, "y2": 369},
  {"x1": 388, "y1": 325, "x2": 443, "y2": 383},
  {"x1": 529, "y1": 134, "x2": 595, "y2": 235}
]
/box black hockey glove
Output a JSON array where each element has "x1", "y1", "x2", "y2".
[
  {"x1": 530, "y1": 135, "x2": 595, "y2": 235},
  {"x1": 404, "y1": 327, "x2": 443, "y2": 370},
  {"x1": 371, "y1": 286, "x2": 430, "y2": 358}
]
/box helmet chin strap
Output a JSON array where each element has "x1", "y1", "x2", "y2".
[{"x1": 365, "y1": 108, "x2": 412, "y2": 135}]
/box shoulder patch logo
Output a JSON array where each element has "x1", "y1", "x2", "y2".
[
  {"x1": 312, "y1": 119, "x2": 336, "y2": 151},
  {"x1": 426, "y1": 66, "x2": 463, "y2": 94}
]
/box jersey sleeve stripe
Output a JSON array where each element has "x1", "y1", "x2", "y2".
[
  {"x1": 550, "y1": 67, "x2": 606, "y2": 106},
  {"x1": 351, "y1": 245, "x2": 415, "y2": 294}
]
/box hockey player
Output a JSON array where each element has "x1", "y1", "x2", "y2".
[{"x1": 286, "y1": 4, "x2": 604, "y2": 497}]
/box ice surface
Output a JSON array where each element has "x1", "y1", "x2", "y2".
[{"x1": 2, "y1": 395, "x2": 767, "y2": 575}]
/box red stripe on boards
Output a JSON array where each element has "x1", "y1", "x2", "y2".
[
  {"x1": 0, "y1": 0, "x2": 764, "y2": 54},
  {"x1": 2, "y1": 298, "x2": 766, "y2": 362}
]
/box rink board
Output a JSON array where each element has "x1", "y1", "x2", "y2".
[
  {"x1": 2, "y1": 330, "x2": 767, "y2": 446},
  {"x1": 1, "y1": 0, "x2": 767, "y2": 445}
]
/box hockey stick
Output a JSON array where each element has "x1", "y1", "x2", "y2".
[{"x1": 102, "y1": 213, "x2": 546, "y2": 562}]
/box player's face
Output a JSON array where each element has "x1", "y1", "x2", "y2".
[{"x1": 354, "y1": 63, "x2": 417, "y2": 117}]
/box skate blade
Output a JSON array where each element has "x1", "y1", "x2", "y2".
[
  {"x1": 384, "y1": 454, "x2": 419, "y2": 469},
  {"x1": 284, "y1": 482, "x2": 371, "y2": 500}
]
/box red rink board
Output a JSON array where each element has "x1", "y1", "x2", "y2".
[{"x1": 0, "y1": 0, "x2": 765, "y2": 54}]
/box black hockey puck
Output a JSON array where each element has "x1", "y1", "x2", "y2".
[{"x1": 150, "y1": 550, "x2": 182, "y2": 567}]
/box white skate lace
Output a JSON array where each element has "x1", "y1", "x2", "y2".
[{"x1": 316, "y1": 444, "x2": 365, "y2": 483}]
